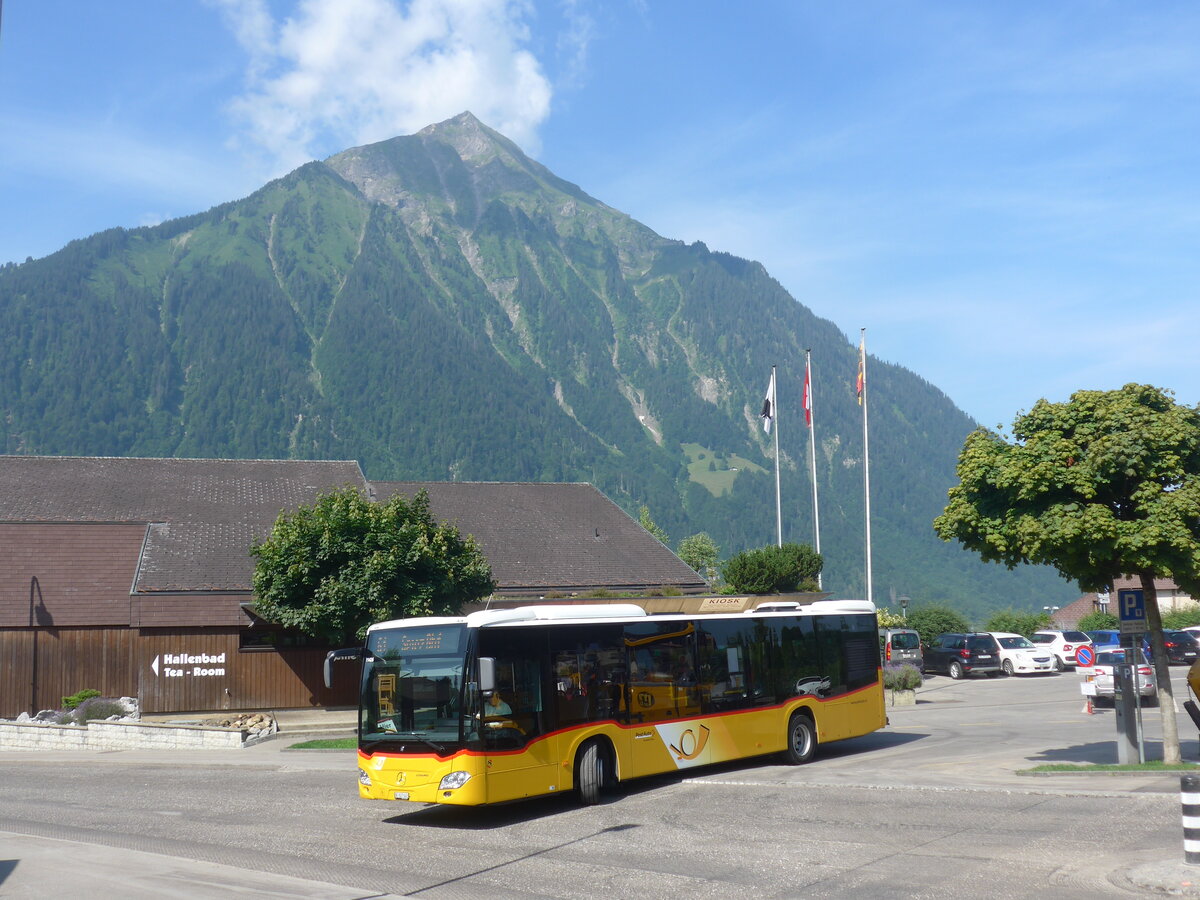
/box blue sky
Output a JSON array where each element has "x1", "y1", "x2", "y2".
[{"x1": 2, "y1": 1, "x2": 1198, "y2": 431}]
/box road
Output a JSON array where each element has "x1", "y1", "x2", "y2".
[{"x1": 2, "y1": 668, "x2": 1200, "y2": 898}]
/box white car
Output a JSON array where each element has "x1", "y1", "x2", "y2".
[
  {"x1": 985, "y1": 632, "x2": 1055, "y2": 676},
  {"x1": 1030, "y1": 630, "x2": 1093, "y2": 671}
]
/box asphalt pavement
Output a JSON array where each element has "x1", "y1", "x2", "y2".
[{"x1": 6, "y1": 690, "x2": 1200, "y2": 897}]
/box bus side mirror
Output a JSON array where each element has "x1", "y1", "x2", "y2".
[
  {"x1": 324, "y1": 647, "x2": 366, "y2": 689},
  {"x1": 479, "y1": 656, "x2": 496, "y2": 694}
]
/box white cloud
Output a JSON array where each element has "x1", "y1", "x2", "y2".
[
  {"x1": 554, "y1": 0, "x2": 595, "y2": 90},
  {"x1": 213, "y1": 0, "x2": 553, "y2": 173}
]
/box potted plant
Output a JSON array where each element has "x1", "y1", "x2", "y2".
[{"x1": 883, "y1": 663, "x2": 922, "y2": 706}]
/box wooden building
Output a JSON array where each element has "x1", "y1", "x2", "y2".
[{"x1": 0, "y1": 459, "x2": 706, "y2": 717}]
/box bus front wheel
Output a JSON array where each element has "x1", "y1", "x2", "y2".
[
  {"x1": 575, "y1": 740, "x2": 607, "y2": 805},
  {"x1": 783, "y1": 712, "x2": 816, "y2": 765}
]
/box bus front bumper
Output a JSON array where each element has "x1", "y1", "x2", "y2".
[{"x1": 357, "y1": 752, "x2": 486, "y2": 805}]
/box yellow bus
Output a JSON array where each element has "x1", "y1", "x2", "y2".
[{"x1": 325, "y1": 599, "x2": 884, "y2": 807}]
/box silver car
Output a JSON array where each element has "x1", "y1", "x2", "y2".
[
  {"x1": 880, "y1": 627, "x2": 923, "y2": 672},
  {"x1": 1080, "y1": 649, "x2": 1157, "y2": 706}
]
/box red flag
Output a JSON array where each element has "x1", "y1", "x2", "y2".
[
  {"x1": 803, "y1": 365, "x2": 812, "y2": 427},
  {"x1": 856, "y1": 337, "x2": 865, "y2": 404}
]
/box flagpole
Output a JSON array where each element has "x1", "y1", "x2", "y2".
[
  {"x1": 772, "y1": 364, "x2": 782, "y2": 547},
  {"x1": 805, "y1": 349, "x2": 822, "y2": 589},
  {"x1": 859, "y1": 329, "x2": 874, "y2": 604}
]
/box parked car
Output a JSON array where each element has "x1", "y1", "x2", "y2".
[
  {"x1": 924, "y1": 633, "x2": 1001, "y2": 679},
  {"x1": 1085, "y1": 630, "x2": 1121, "y2": 651},
  {"x1": 984, "y1": 632, "x2": 1055, "y2": 676},
  {"x1": 1080, "y1": 648, "x2": 1157, "y2": 706},
  {"x1": 1141, "y1": 630, "x2": 1200, "y2": 665},
  {"x1": 879, "y1": 627, "x2": 923, "y2": 672},
  {"x1": 1029, "y1": 630, "x2": 1093, "y2": 671}
]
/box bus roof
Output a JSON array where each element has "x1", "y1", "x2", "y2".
[{"x1": 365, "y1": 599, "x2": 876, "y2": 633}]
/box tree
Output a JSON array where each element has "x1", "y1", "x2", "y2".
[
  {"x1": 982, "y1": 608, "x2": 1052, "y2": 637},
  {"x1": 933, "y1": 384, "x2": 1200, "y2": 764},
  {"x1": 677, "y1": 532, "x2": 720, "y2": 583},
  {"x1": 906, "y1": 604, "x2": 970, "y2": 649},
  {"x1": 638, "y1": 505, "x2": 669, "y2": 545},
  {"x1": 722, "y1": 543, "x2": 822, "y2": 594},
  {"x1": 250, "y1": 486, "x2": 496, "y2": 643}
]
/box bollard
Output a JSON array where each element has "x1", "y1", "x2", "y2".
[{"x1": 1182, "y1": 774, "x2": 1200, "y2": 866}]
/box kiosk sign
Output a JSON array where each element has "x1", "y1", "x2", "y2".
[{"x1": 1118, "y1": 588, "x2": 1146, "y2": 635}]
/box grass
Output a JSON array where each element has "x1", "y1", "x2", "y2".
[
  {"x1": 1021, "y1": 761, "x2": 1200, "y2": 774},
  {"x1": 681, "y1": 442, "x2": 767, "y2": 497},
  {"x1": 289, "y1": 737, "x2": 357, "y2": 750}
]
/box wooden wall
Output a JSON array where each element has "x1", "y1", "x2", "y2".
[{"x1": 0, "y1": 627, "x2": 357, "y2": 718}]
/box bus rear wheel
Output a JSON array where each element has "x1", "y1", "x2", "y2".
[
  {"x1": 575, "y1": 740, "x2": 612, "y2": 805},
  {"x1": 783, "y1": 711, "x2": 816, "y2": 765}
]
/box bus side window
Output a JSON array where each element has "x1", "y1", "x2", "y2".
[
  {"x1": 548, "y1": 625, "x2": 625, "y2": 728},
  {"x1": 699, "y1": 621, "x2": 753, "y2": 712}
]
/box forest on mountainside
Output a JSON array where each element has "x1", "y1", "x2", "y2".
[{"x1": 0, "y1": 113, "x2": 1075, "y2": 621}]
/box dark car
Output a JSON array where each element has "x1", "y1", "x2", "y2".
[
  {"x1": 924, "y1": 633, "x2": 1002, "y2": 679},
  {"x1": 1142, "y1": 631, "x2": 1200, "y2": 665}
]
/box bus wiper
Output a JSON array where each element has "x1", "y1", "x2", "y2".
[{"x1": 392, "y1": 732, "x2": 446, "y2": 753}]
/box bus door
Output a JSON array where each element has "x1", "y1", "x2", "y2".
[
  {"x1": 479, "y1": 632, "x2": 558, "y2": 803},
  {"x1": 624, "y1": 622, "x2": 709, "y2": 773}
]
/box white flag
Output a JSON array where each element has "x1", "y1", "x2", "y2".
[{"x1": 760, "y1": 370, "x2": 776, "y2": 433}]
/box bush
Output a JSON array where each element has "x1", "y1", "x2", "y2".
[
  {"x1": 983, "y1": 608, "x2": 1052, "y2": 637},
  {"x1": 1163, "y1": 605, "x2": 1200, "y2": 630},
  {"x1": 883, "y1": 664, "x2": 923, "y2": 691},
  {"x1": 63, "y1": 697, "x2": 129, "y2": 725},
  {"x1": 906, "y1": 604, "x2": 971, "y2": 648},
  {"x1": 721, "y1": 543, "x2": 822, "y2": 594},
  {"x1": 1077, "y1": 610, "x2": 1119, "y2": 631},
  {"x1": 61, "y1": 689, "x2": 101, "y2": 710}
]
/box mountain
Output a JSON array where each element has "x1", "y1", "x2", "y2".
[{"x1": 0, "y1": 112, "x2": 1075, "y2": 620}]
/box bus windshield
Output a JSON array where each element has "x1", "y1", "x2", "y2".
[{"x1": 361, "y1": 624, "x2": 469, "y2": 752}]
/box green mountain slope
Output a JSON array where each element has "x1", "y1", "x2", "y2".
[{"x1": 0, "y1": 112, "x2": 1075, "y2": 620}]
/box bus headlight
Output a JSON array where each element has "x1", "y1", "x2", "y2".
[
  {"x1": 438, "y1": 771, "x2": 471, "y2": 790},
  {"x1": 358, "y1": 768, "x2": 371, "y2": 787}
]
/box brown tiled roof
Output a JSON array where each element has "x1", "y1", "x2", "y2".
[
  {"x1": 0, "y1": 523, "x2": 146, "y2": 627},
  {"x1": 0, "y1": 456, "x2": 366, "y2": 594},
  {"x1": 1050, "y1": 594, "x2": 1101, "y2": 629},
  {"x1": 371, "y1": 481, "x2": 708, "y2": 594}
]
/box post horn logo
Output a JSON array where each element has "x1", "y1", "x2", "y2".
[{"x1": 669, "y1": 724, "x2": 711, "y2": 760}]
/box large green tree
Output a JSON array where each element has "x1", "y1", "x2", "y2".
[
  {"x1": 933, "y1": 384, "x2": 1200, "y2": 763},
  {"x1": 250, "y1": 486, "x2": 496, "y2": 643}
]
